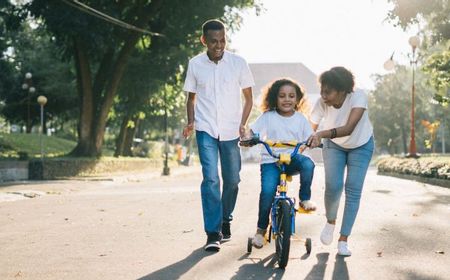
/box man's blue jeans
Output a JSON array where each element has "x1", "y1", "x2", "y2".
[
  {"x1": 257, "y1": 154, "x2": 315, "y2": 230},
  {"x1": 196, "y1": 131, "x2": 241, "y2": 235},
  {"x1": 322, "y1": 137, "x2": 374, "y2": 236}
]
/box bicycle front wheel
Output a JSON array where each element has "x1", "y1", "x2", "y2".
[{"x1": 275, "y1": 199, "x2": 292, "y2": 268}]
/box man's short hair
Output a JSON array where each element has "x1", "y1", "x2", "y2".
[{"x1": 202, "y1": 19, "x2": 225, "y2": 36}]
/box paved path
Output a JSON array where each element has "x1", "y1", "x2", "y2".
[{"x1": 0, "y1": 164, "x2": 449, "y2": 279}]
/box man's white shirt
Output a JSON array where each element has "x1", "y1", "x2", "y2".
[{"x1": 183, "y1": 50, "x2": 255, "y2": 141}]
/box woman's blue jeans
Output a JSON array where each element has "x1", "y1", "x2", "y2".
[
  {"x1": 196, "y1": 131, "x2": 241, "y2": 235},
  {"x1": 257, "y1": 154, "x2": 315, "y2": 230},
  {"x1": 322, "y1": 137, "x2": 374, "y2": 236}
]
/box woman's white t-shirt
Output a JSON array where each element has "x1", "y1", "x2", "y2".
[
  {"x1": 250, "y1": 111, "x2": 313, "y2": 164},
  {"x1": 310, "y1": 91, "x2": 373, "y2": 149}
]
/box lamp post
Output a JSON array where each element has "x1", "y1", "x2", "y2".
[
  {"x1": 37, "y1": 95, "x2": 47, "y2": 160},
  {"x1": 22, "y1": 72, "x2": 35, "y2": 133},
  {"x1": 383, "y1": 35, "x2": 421, "y2": 158},
  {"x1": 407, "y1": 35, "x2": 420, "y2": 158},
  {"x1": 162, "y1": 90, "x2": 170, "y2": 176}
]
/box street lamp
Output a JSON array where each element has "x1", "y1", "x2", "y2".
[
  {"x1": 407, "y1": 35, "x2": 420, "y2": 158},
  {"x1": 162, "y1": 90, "x2": 170, "y2": 176},
  {"x1": 383, "y1": 35, "x2": 421, "y2": 158},
  {"x1": 37, "y1": 95, "x2": 47, "y2": 160},
  {"x1": 22, "y1": 72, "x2": 35, "y2": 133}
]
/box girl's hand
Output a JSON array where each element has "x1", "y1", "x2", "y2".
[{"x1": 307, "y1": 133, "x2": 322, "y2": 148}]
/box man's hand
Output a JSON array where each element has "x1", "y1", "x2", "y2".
[
  {"x1": 183, "y1": 123, "x2": 194, "y2": 139},
  {"x1": 239, "y1": 124, "x2": 247, "y2": 139}
]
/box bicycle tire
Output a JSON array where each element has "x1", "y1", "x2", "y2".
[{"x1": 275, "y1": 199, "x2": 292, "y2": 268}]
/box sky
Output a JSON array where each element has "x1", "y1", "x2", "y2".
[{"x1": 229, "y1": 0, "x2": 419, "y2": 90}]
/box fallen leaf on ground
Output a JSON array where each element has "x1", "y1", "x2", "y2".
[{"x1": 377, "y1": 252, "x2": 383, "y2": 257}]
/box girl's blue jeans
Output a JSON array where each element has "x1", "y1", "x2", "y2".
[
  {"x1": 322, "y1": 136, "x2": 374, "y2": 236},
  {"x1": 257, "y1": 154, "x2": 315, "y2": 230},
  {"x1": 196, "y1": 131, "x2": 241, "y2": 235}
]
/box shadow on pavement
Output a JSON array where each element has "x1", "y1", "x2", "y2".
[
  {"x1": 304, "y1": 253, "x2": 349, "y2": 280},
  {"x1": 137, "y1": 247, "x2": 206, "y2": 280},
  {"x1": 304, "y1": 253, "x2": 329, "y2": 279},
  {"x1": 231, "y1": 253, "x2": 285, "y2": 279},
  {"x1": 331, "y1": 255, "x2": 349, "y2": 280}
]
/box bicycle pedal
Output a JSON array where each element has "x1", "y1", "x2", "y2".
[{"x1": 297, "y1": 208, "x2": 315, "y2": 214}]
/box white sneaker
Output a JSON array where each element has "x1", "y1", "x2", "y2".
[
  {"x1": 337, "y1": 241, "x2": 352, "y2": 256},
  {"x1": 300, "y1": 200, "x2": 317, "y2": 211},
  {"x1": 320, "y1": 223, "x2": 335, "y2": 245},
  {"x1": 252, "y1": 228, "x2": 266, "y2": 248}
]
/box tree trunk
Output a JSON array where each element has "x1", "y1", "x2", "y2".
[
  {"x1": 401, "y1": 124, "x2": 408, "y2": 154},
  {"x1": 123, "y1": 116, "x2": 139, "y2": 156},
  {"x1": 69, "y1": 37, "x2": 95, "y2": 156},
  {"x1": 92, "y1": 34, "x2": 141, "y2": 156},
  {"x1": 114, "y1": 113, "x2": 131, "y2": 157}
]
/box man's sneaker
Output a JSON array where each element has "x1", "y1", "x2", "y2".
[
  {"x1": 320, "y1": 222, "x2": 335, "y2": 245},
  {"x1": 337, "y1": 241, "x2": 352, "y2": 256},
  {"x1": 252, "y1": 228, "x2": 266, "y2": 248},
  {"x1": 221, "y1": 222, "x2": 231, "y2": 242},
  {"x1": 204, "y1": 233, "x2": 222, "y2": 252}
]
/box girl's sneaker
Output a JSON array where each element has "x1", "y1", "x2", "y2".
[
  {"x1": 299, "y1": 200, "x2": 317, "y2": 211},
  {"x1": 337, "y1": 241, "x2": 352, "y2": 256},
  {"x1": 320, "y1": 222, "x2": 335, "y2": 245},
  {"x1": 252, "y1": 228, "x2": 266, "y2": 248}
]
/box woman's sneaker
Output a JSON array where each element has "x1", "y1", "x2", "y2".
[
  {"x1": 299, "y1": 200, "x2": 317, "y2": 211},
  {"x1": 337, "y1": 241, "x2": 352, "y2": 256},
  {"x1": 252, "y1": 228, "x2": 266, "y2": 248},
  {"x1": 320, "y1": 222, "x2": 335, "y2": 245}
]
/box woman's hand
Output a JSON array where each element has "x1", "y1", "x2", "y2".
[{"x1": 307, "y1": 133, "x2": 322, "y2": 148}]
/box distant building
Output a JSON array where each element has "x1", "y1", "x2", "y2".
[{"x1": 249, "y1": 62, "x2": 320, "y2": 107}]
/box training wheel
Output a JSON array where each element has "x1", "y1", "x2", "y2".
[
  {"x1": 247, "y1": 237, "x2": 253, "y2": 253},
  {"x1": 305, "y1": 237, "x2": 312, "y2": 254}
]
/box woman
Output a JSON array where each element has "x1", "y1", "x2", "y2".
[{"x1": 307, "y1": 66, "x2": 374, "y2": 256}]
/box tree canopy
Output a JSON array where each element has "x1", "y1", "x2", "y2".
[{"x1": 13, "y1": 0, "x2": 259, "y2": 156}]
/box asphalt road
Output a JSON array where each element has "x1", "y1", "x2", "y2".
[{"x1": 0, "y1": 163, "x2": 449, "y2": 280}]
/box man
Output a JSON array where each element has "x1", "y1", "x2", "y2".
[{"x1": 182, "y1": 19, "x2": 254, "y2": 252}]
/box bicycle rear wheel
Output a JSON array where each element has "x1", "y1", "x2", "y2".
[{"x1": 275, "y1": 200, "x2": 292, "y2": 268}]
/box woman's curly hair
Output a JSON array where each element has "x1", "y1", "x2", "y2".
[
  {"x1": 319, "y1": 66, "x2": 355, "y2": 94},
  {"x1": 260, "y1": 78, "x2": 310, "y2": 115}
]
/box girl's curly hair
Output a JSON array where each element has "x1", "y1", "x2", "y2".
[{"x1": 260, "y1": 78, "x2": 310, "y2": 115}]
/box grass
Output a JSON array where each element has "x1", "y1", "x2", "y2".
[{"x1": 0, "y1": 132, "x2": 77, "y2": 159}]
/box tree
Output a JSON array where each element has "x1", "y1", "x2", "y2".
[
  {"x1": 0, "y1": 23, "x2": 78, "y2": 135},
  {"x1": 387, "y1": 0, "x2": 450, "y2": 107},
  {"x1": 369, "y1": 66, "x2": 438, "y2": 154},
  {"x1": 23, "y1": 0, "x2": 259, "y2": 157}
]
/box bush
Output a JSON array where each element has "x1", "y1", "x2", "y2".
[{"x1": 377, "y1": 156, "x2": 450, "y2": 180}]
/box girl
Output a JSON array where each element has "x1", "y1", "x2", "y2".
[
  {"x1": 247, "y1": 78, "x2": 316, "y2": 248},
  {"x1": 307, "y1": 67, "x2": 374, "y2": 256}
]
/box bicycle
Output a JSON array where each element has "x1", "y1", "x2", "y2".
[{"x1": 240, "y1": 133, "x2": 320, "y2": 269}]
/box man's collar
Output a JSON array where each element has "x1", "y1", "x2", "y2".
[{"x1": 203, "y1": 50, "x2": 229, "y2": 63}]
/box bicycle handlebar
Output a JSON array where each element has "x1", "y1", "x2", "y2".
[{"x1": 239, "y1": 134, "x2": 322, "y2": 159}]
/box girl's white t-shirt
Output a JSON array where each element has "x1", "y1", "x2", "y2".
[
  {"x1": 250, "y1": 111, "x2": 313, "y2": 164},
  {"x1": 310, "y1": 91, "x2": 373, "y2": 149}
]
